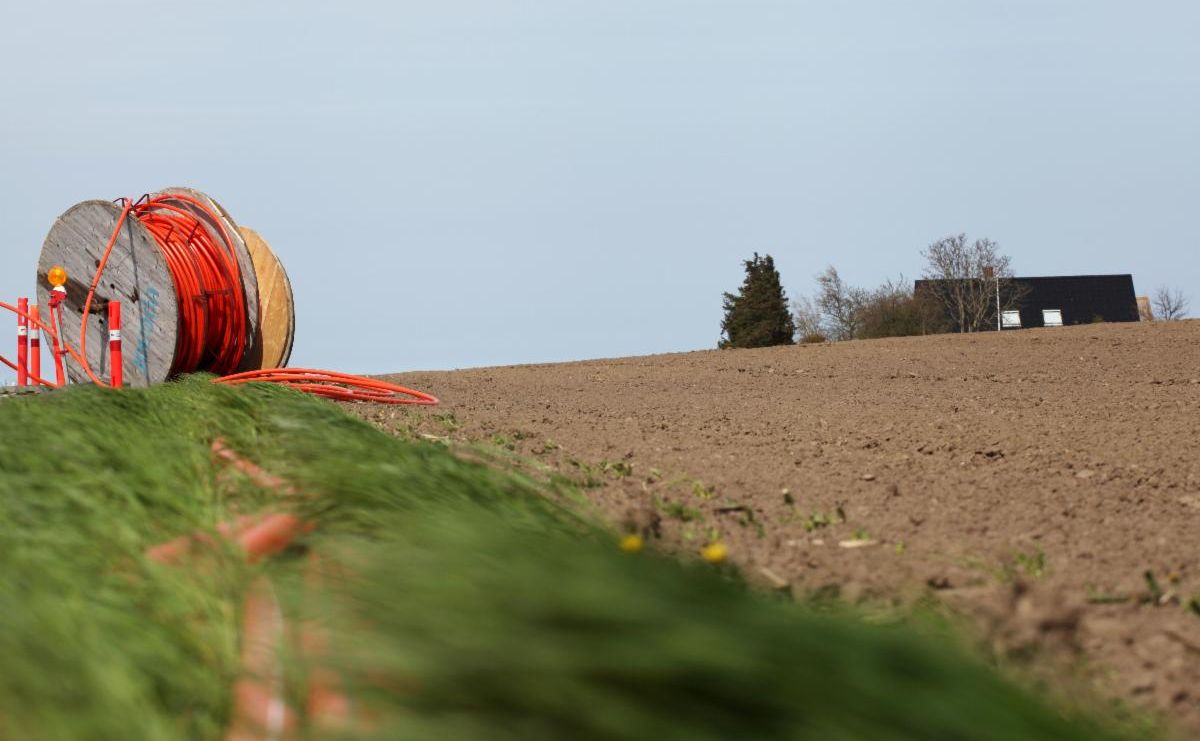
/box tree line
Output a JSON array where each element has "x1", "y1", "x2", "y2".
[{"x1": 719, "y1": 234, "x2": 1191, "y2": 349}]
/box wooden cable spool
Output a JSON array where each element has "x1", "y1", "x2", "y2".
[
  {"x1": 38, "y1": 200, "x2": 179, "y2": 387},
  {"x1": 36, "y1": 189, "x2": 295, "y2": 387},
  {"x1": 238, "y1": 226, "x2": 295, "y2": 370}
]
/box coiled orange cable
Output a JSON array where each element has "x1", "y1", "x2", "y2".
[
  {"x1": 3, "y1": 195, "x2": 438, "y2": 406},
  {"x1": 125, "y1": 195, "x2": 247, "y2": 375}
]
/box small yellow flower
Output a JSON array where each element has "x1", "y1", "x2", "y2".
[
  {"x1": 619, "y1": 534, "x2": 644, "y2": 553},
  {"x1": 701, "y1": 542, "x2": 728, "y2": 564}
]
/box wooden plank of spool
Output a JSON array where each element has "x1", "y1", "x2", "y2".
[
  {"x1": 37, "y1": 200, "x2": 180, "y2": 387},
  {"x1": 199, "y1": 195, "x2": 294, "y2": 369},
  {"x1": 238, "y1": 226, "x2": 296, "y2": 369},
  {"x1": 155, "y1": 187, "x2": 262, "y2": 372}
]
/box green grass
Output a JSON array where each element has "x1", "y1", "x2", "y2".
[{"x1": 0, "y1": 379, "x2": 1149, "y2": 740}]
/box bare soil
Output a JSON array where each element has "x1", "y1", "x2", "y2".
[{"x1": 362, "y1": 320, "x2": 1200, "y2": 734}]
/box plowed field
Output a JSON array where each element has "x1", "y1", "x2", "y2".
[{"x1": 366, "y1": 320, "x2": 1200, "y2": 734}]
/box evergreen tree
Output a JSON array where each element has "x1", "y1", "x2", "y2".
[{"x1": 719, "y1": 253, "x2": 796, "y2": 348}]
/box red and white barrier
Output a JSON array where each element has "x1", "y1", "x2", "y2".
[
  {"x1": 109, "y1": 301, "x2": 122, "y2": 388},
  {"x1": 16, "y1": 297, "x2": 28, "y2": 386},
  {"x1": 29, "y1": 305, "x2": 41, "y2": 383}
]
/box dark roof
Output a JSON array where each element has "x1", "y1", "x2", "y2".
[
  {"x1": 1010, "y1": 274, "x2": 1138, "y2": 326},
  {"x1": 915, "y1": 274, "x2": 1139, "y2": 329}
]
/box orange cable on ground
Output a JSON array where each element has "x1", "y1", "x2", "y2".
[
  {"x1": 225, "y1": 578, "x2": 296, "y2": 741},
  {"x1": 215, "y1": 368, "x2": 437, "y2": 404},
  {"x1": 145, "y1": 439, "x2": 354, "y2": 740}
]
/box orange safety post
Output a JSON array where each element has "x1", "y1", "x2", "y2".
[
  {"x1": 49, "y1": 287, "x2": 67, "y2": 386},
  {"x1": 108, "y1": 301, "x2": 122, "y2": 387},
  {"x1": 16, "y1": 297, "x2": 28, "y2": 386},
  {"x1": 29, "y1": 305, "x2": 41, "y2": 383}
]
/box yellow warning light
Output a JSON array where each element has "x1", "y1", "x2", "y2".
[{"x1": 48, "y1": 266, "x2": 68, "y2": 288}]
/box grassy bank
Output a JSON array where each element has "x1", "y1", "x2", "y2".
[{"x1": 0, "y1": 379, "x2": 1146, "y2": 739}]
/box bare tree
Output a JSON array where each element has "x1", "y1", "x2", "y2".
[
  {"x1": 920, "y1": 234, "x2": 1021, "y2": 333},
  {"x1": 1152, "y1": 285, "x2": 1190, "y2": 320},
  {"x1": 814, "y1": 266, "x2": 867, "y2": 341},
  {"x1": 790, "y1": 295, "x2": 826, "y2": 341}
]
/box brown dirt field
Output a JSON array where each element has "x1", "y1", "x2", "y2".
[{"x1": 362, "y1": 320, "x2": 1200, "y2": 735}]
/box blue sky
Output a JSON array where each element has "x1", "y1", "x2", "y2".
[{"x1": 2, "y1": 1, "x2": 1196, "y2": 381}]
